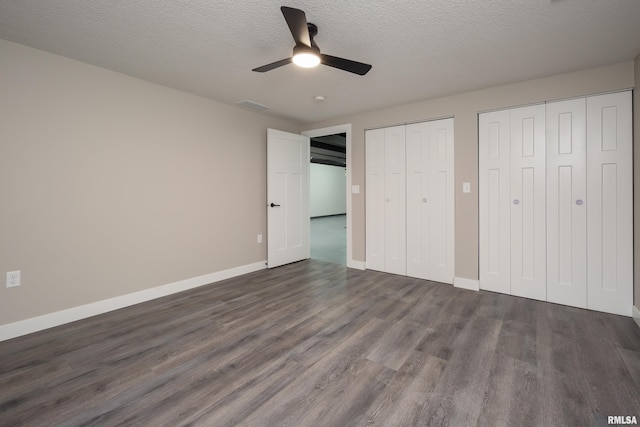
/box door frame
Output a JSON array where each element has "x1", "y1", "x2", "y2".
[{"x1": 302, "y1": 124, "x2": 360, "y2": 269}]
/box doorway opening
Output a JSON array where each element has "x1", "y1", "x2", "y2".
[
  {"x1": 302, "y1": 124, "x2": 353, "y2": 267},
  {"x1": 309, "y1": 133, "x2": 346, "y2": 265}
]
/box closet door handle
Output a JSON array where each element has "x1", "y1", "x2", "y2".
[
  {"x1": 513, "y1": 199, "x2": 520, "y2": 205},
  {"x1": 270, "y1": 203, "x2": 280, "y2": 208},
  {"x1": 576, "y1": 199, "x2": 583, "y2": 205}
]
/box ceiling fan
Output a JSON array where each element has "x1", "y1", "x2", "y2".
[{"x1": 252, "y1": 6, "x2": 372, "y2": 76}]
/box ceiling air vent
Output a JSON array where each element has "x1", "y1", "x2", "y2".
[{"x1": 237, "y1": 100, "x2": 270, "y2": 111}]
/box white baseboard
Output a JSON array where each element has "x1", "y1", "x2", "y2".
[
  {"x1": 347, "y1": 260, "x2": 366, "y2": 270},
  {"x1": 0, "y1": 261, "x2": 267, "y2": 342},
  {"x1": 454, "y1": 277, "x2": 480, "y2": 291},
  {"x1": 633, "y1": 305, "x2": 640, "y2": 330}
]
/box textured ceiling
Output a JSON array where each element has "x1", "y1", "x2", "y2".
[{"x1": 1, "y1": 0, "x2": 639, "y2": 124}]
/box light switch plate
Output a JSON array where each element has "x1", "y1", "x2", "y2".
[
  {"x1": 463, "y1": 182, "x2": 471, "y2": 193},
  {"x1": 352, "y1": 185, "x2": 360, "y2": 194}
]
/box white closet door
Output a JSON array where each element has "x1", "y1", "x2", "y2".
[
  {"x1": 509, "y1": 105, "x2": 546, "y2": 301},
  {"x1": 479, "y1": 110, "x2": 511, "y2": 294},
  {"x1": 406, "y1": 122, "x2": 430, "y2": 279},
  {"x1": 586, "y1": 91, "x2": 633, "y2": 316},
  {"x1": 406, "y1": 118, "x2": 454, "y2": 284},
  {"x1": 546, "y1": 98, "x2": 587, "y2": 308},
  {"x1": 365, "y1": 128, "x2": 386, "y2": 272},
  {"x1": 428, "y1": 119, "x2": 454, "y2": 283},
  {"x1": 384, "y1": 126, "x2": 407, "y2": 275}
]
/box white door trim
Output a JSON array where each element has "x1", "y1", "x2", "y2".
[{"x1": 302, "y1": 124, "x2": 357, "y2": 268}]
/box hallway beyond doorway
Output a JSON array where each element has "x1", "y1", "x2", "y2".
[{"x1": 310, "y1": 214, "x2": 346, "y2": 266}]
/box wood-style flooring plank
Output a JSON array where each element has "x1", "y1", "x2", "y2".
[
  {"x1": 413, "y1": 314, "x2": 503, "y2": 426},
  {"x1": 574, "y1": 312, "x2": 640, "y2": 417},
  {"x1": 362, "y1": 351, "x2": 447, "y2": 426},
  {"x1": 1, "y1": 259, "x2": 639, "y2": 426},
  {"x1": 237, "y1": 317, "x2": 391, "y2": 426},
  {"x1": 366, "y1": 318, "x2": 432, "y2": 370}
]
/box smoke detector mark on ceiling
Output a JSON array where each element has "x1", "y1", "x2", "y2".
[{"x1": 237, "y1": 100, "x2": 270, "y2": 111}]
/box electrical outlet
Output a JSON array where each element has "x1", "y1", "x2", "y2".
[
  {"x1": 257, "y1": 234, "x2": 263, "y2": 243},
  {"x1": 6, "y1": 271, "x2": 20, "y2": 288}
]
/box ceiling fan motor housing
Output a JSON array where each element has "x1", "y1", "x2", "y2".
[{"x1": 293, "y1": 44, "x2": 320, "y2": 57}]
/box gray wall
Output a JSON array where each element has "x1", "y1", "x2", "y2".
[
  {"x1": 0, "y1": 40, "x2": 300, "y2": 325},
  {"x1": 308, "y1": 61, "x2": 635, "y2": 281},
  {"x1": 0, "y1": 37, "x2": 636, "y2": 328},
  {"x1": 310, "y1": 164, "x2": 346, "y2": 217}
]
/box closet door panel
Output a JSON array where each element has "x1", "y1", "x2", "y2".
[
  {"x1": 365, "y1": 128, "x2": 386, "y2": 272},
  {"x1": 479, "y1": 110, "x2": 511, "y2": 294},
  {"x1": 510, "y1": 105, "x2": 546, "y2": 301},
  {"x1": 406, "y1": 118, "x2": 454, "y2": 283},
  {"x1": 586, "y1": 91, "x2": 633, "y2": 316},
  {"x1": 429, "y1": 119, "x2": 455, "y2": 284},
  {"x1": 546, "y1": 98, "x2": 587, "y2": 308},
  {"x1": 406, "y1": 122, "x2": 430, "y2": 279},
  {"x1": 384, "y1": 126, "x2": 407, "y2": 275}
]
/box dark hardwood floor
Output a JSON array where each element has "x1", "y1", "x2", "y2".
[{"x1": 1, "y1": 260, "x2": 639, "y2": 426}]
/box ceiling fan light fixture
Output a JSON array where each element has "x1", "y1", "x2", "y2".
[
  {"x1": 292, "y1": 45, "x2": 320, "y2": 68},
  {"x1": 252, "y1": 7, "x2": 372, "y2": 75}
]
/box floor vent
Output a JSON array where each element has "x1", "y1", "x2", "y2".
[{"x1": 237, "y1": 100, "x2": 270, "y2": 111}]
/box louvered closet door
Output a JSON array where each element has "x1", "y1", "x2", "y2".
[
  {"x1": 509, "y1": 105, "x2": 546, "y2": 301},
  {"x1": 365, "y1": 128, "x2": 386, "y2": 272},
  {"x1": 546, "y1": 98, "x2": 587, "y2": 308},
  {"x1": 406, "y1": 118, "x2": 454, "y2": 284},
  {"x1": 479, "y1": 110, "x2": 511, "y2": 294},
  {"x1": 586, "y1": 91, "x2": 633, "y2": 316}
]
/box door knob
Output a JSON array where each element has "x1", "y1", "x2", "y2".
[
  {"x1": 270, "y1": 203, "x2": 280, "y2": 207},
  {"x1": 576, "y1": 199, "x2": 583, "y2": 205},
  {"x1": 513, "y1": 199, "x2": 520, "y2": 205}
]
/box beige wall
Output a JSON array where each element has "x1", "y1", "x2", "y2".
[
  {"x1": 308, "y1": 62, "x2": 635, "y2": 281},
  {"x1": 635, "y1": 53, "x2": 640, "y2": 310},
  {"x1": 0, "y1": 40, "x2": 300, "y2": 325},
  {"x1": 1, "y1": 37, "x2": 636, "y2": 327}
]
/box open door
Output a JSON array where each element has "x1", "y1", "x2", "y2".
[{"x1": 267, "y1": 128, "x2": 310, "y2": 268}]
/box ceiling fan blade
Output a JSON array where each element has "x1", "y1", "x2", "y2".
[
  {"x1": 281, "y1": 6, "x2": 311, "y2": 47},
  {"x1": 252, "y1": 58, "x2": 292, "y2": 73},
  {"x1": 320, "y1": 54, "x2": 372, "y2": 76}
]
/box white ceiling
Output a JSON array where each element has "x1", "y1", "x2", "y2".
[{"x1": 1, "y1": 0, "x2": 639, "y2": 124}]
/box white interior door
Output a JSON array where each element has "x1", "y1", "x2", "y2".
[
  {"x1": 479, "y1": 92, "x2": 632, "y2": 316},
  {"x1": 479, "y1": 110, "x2": 511, "y2": 294},
  {"x1": 510, "y1": 105, "x2": 546, "y2": 301},
  {"x1": 365, "y1": 126, "x2": 406, "y2": 274},
  {"x1": 383, "y1": 126, "x2": 406, "y2": 275},
  {"x1": 365, "y1": 128, "x2": 386, "y2": 272},
  {"x1": 586, "y1": 91, "x2": 633, "y2": 316},
  {"x1": 546, "y1": 98, "x2": 587, "y2": 308},
  {"x1": 429, "y1": 119, "x2": 455, "y2": 284},
  {"x1": 406, "y1": 119, "x2": 454, "y2": 284},
  {"x1": 406, "y1": 122, "x2": 431, "y2": 279},
  {"x1": 267, "y1": 128, "x2": 310, "y2": 268}
]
